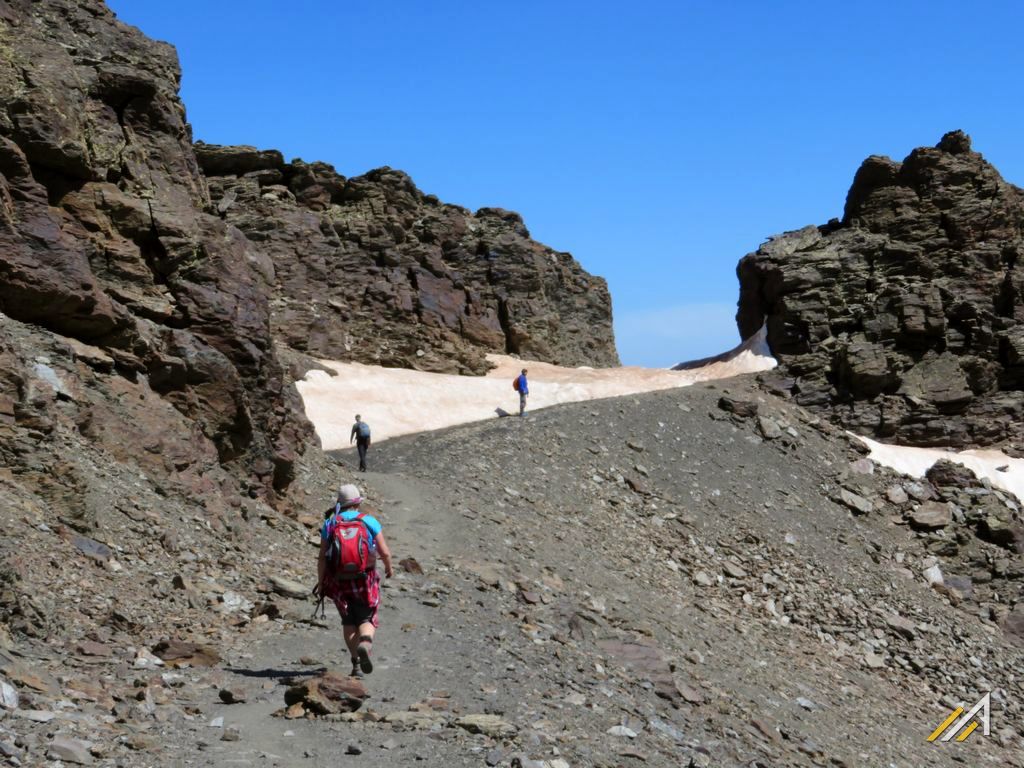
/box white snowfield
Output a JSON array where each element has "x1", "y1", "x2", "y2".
[
  {"x1": 297, "y1": 326, "x2": 775, "y2": 450},
  {"x1": 297, "y1": 326, "x2": 1024, "y2": 503},
  {"x1": 855, "y1": 435, "x2": 1024, "y2": 504}
]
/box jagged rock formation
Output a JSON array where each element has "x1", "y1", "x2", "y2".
[
  {"x1": 0, "y1": 0, "x2": 618, "y2": 546},
  {"x1": 197, "y1": 144, "x2": 619, "y2": 374},
  {"x1": 0, "y1": 0, "x2": 312, "y2": 501},
  {"x1": 738, "y1": 131, "x2": 1024, "y2": 447}
]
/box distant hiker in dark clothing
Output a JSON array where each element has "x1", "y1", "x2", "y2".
[
  {"x1": 514, "y1": 368, "x2": 529, "y2": 416},
  {"x1": 315, "y1": 484, "x2": 394, "y2": 677},
  {"x1": 350, "y1": 415, "x2": 371, "y2": 471}
]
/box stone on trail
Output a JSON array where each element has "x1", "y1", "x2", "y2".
[
  {"x1": 383, "y1": 710, "x2": 445, "y2": 729},
  {"x1": 454, "y1": 714, "x2": 518, "y2": 737},
  {"x1": 219, "y1": 686, "x2": 247, "y2": 704},
  {"x1": 399, "y1": 557, "x2": 424, "y2": 574},
  {"x1": 284, "y1": 671, "x2": 368, "y2": 716}
]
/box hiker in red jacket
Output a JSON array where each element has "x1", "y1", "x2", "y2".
[{"x1": 315, "y1": 484, "x2": 394, "y2": 677}]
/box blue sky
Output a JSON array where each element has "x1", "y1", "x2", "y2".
[{"x1": 107, "y1": 1, "x2": 1024, "y2": 367}]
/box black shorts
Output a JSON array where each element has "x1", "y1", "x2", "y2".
[{"x1": 338, "y1": 600, "x2": 377, "y2": 627}]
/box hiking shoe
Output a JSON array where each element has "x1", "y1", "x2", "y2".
[
  {"x1": 356, "y1": 642, "x2": 373, "y2": 674},
  {"x1": 349, "y1": 661, "x2": 363, "y2": 679}
]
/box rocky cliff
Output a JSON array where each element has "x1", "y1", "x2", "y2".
[
  {"x1": 0, "y1": 0, "x2": 314, "y2": 506},
  {"x1": 738, "y1": 131, "x2": 1024, "y2": 447},
  {"x1": 197, "y1": 145, "x2": 618, "y2": 374},
  {"x1": 0, "y1": 0, "x2": 618, "y2": 542}
]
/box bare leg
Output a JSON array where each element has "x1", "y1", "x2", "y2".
[
  {"x1": 343, "y1": 624, "x2": 360, "y2": 658},
  {"x1": 355, "y1": 623, "x2": 375, "y2": 673}
]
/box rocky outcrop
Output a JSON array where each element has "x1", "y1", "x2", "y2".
[
  {"x1": 198, "y1": 145, "x2": 619, "y2": 374},
  {"x1": 738, "y1": 131, "x2": 1024, "y2": 447},
  {"x1": 0, "y1": 0, "x2": 618, "y2": 536},
  {"x1": 0, "y1": 0, "x2": 314, "y2": 499}
]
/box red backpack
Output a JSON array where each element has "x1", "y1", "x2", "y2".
[
  {"x1": 325, "y1": 512, "x2": 375, "y2": 578},
  {"x1": 513, "y1": 376, "x2": 520, "y2": 392}
]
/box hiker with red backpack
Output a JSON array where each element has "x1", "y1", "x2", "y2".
[
  {"x1": 513, "y1": 368, "x2": 529, "y2": 416},
  {"x1": 315, "y1": 483, "x2": 394, "y2": 677}
]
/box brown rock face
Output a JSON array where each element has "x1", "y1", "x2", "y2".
[
  {"x1": 738, "y1": 131, "x2": 1024, "y2": 447},
  {"x1": 0, "y1": 0, "x2": 617, "y2": 516},
  {"x1": 199, "y1": 148, "x2": 619, "y2": 374},
  {"x1": 0, "y1": 0, "x2": 312, "y2": 497}
]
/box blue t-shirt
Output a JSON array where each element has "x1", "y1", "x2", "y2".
[{"x1": 321, "y1": 508, "x2": 382, "y2": 551}]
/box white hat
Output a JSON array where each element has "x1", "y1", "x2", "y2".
[{"x1": 337, "y1": 483, "x2": 362, "y2": 508}]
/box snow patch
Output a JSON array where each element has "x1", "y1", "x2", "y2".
[
  {"x1": 855, "y1": 434, "x2": 1024, "y2": 504},
  {"x1": 297, "y1": 328, "x2": 776, "y2": 450}
]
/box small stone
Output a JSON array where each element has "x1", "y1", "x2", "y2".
[
  {"x1": 722, "y1": 561, "x2": 747, "y2": 579},
  {"x1": 380, "y1": 738, "x2": 398, "y2": 750},
  {"x1": 221, "y1": 727, "x2": 240, "y2": 742},
  {"x1": 885, "y1": 615, "x2": 917, "y2": 640},
  {"x1": 455, "y1": 714, "x2": 518, "y2": 737},
  {"x1": 886, "y1": 486, "x2": 909, "y2": 505},
  {"x1": 209, "y1": 716, "x2": 224, "y2": 728},
  {"x1": 47, "y1": 737, "x2": 94, "y2": 765},
  {"x1": 346, "y1": 743, "x2": 363, "y2": 755},
  {"x1": 15, "y1": 709, "x2": 55, "y2": 722},
  {"x1": 219, "y1": 687, "x2": 247, "y2": 704},
  {"x1": 909, "y1": 501, "x2": 952, "y2": 530},
  {"x1": 835, "y1": 489, "x2": 873, "y2": 515},
  {"x1": 848, "y1": 458, "x2": 874, "y2": 475},
  {"x1": 399, "y1": 557, "x2": 423, "y2": 574},
  {"x1": 608, "y1": 725, "x2": 637, "y2": 738},
  {"x1": 757, "y1": 415, "x2": 783, "y2": 440},
  {"x1": 0, "y1": 679, "x2": 17, "y2": 710},
  {"x1": 75, "y1": 640, "x2": 111, "y2": 657},
  {"x1": 676, "y1": 683, "x2": 704, "y2": 705},
  {"x1": 864, "y1": 653, "x2": 886, "y2": 669},
  {"x1": 693, "y1": 571, "x2": 715, "y2": 587},
  {"x1": 718, "y1": 396, "x2": 758, "y2": 418},
  {"x1": 923, "y1": 564, "x2": 944, "y2": 587},
  {"x1": 485, "y1": 749, "x2": 503, "y2": 766},
  {"x1": 795, "y1": 697, "x2": 816, "y2": 711}
]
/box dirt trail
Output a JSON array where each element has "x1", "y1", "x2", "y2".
[
  {"x1": 157, "y1": 384, "x2": 1023, "y2": 768},
  {"x1": 197, "y1": 469, "x2": 488, "y2": 766}
]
